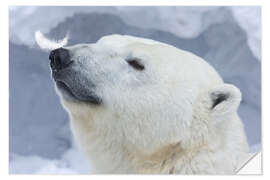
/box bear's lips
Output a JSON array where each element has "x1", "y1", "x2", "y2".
[
  {"x1": 56, "y1": 80, "x2": 78, "y2": 99},
  {"x1": 55, "y1": 80, "x2": 102, "y2": 105}
]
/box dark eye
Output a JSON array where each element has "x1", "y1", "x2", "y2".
[{"x1": 127, "y1": 58, "x2": 145, "y2": 71}]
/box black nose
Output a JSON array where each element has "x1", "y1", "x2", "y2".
[{"x1": 49, "y1": 48, "x2": 72, "y2": 72}]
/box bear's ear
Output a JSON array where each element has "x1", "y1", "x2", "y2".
[{"x1": 209, "y1": 84, "x2": 242, "y2": 117}]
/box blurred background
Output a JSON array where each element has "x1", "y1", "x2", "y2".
[{"x1": 9, "y1": 6, "x2": 261, "y2": 174}]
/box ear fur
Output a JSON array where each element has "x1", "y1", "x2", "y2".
[{"x1": 209, "y1": 84, "x2": 242, "y2": 117}]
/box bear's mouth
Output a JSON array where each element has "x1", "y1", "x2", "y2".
[
  {"x1": 55, "y1": 80, "x2": 101, "y2": 105},
  {"x1": 56, "y1": 81, "x2": 77, "y2": 99}
]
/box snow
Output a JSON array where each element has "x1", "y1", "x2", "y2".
[
  {"x1": 231, "y1": 7, "x2": 261, "y2": 59},
  {"x1": 9, "y1": 147, "x2": 90, "y2": 174},
  {"x1": 9, "y1": 6, "x2": 261, "y2": 59},
  {"x1": 249, "y1": 144, "x2": 262, "y2": 153}
]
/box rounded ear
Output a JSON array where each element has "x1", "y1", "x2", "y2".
[{"x1": 209, "y1": 84, "x2": 242, "y2": 117}]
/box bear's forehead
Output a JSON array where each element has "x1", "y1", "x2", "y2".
[
  {"x1": 97, "y1": 34, "x2": 166, "y2": 49},
  {"x1": 65, "y1": 34, "x2": 223, "y2": 87}
]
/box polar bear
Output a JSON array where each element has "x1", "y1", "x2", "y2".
[{"x1": 40, "y1": 34, "x2": 249, "y2": 174}]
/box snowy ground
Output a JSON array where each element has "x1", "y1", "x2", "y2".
[{"x1": 10, "y1": 147, "x2": 90, "y2": 174}]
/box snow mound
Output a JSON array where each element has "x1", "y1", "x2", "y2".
[{"x1": 9, "y1": 148, "x2": 90, "y2": 174}]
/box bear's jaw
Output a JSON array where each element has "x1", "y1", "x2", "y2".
[
  {"x1": 55, "y1": 80, "x2": 102, "y2": 105},
  {"x1": 68, "y1": 109, "x2": 193, "y2": 173}
]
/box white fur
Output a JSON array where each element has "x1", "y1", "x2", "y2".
[
  {"x1": 35, "y1": 31, "x2": 69, "y2": 51},
  {"x1": 53, "y1": 35, "x2": 249, "y2": 174}
]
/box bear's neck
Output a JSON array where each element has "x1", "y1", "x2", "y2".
[{"x1": 68, "y1": 111, "x2": 245, "y2": 174}]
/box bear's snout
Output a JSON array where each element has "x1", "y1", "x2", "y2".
[{"x1": 49, "y1": 48, "x2": 73, "y2": 72}]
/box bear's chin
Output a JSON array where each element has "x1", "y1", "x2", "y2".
[{"x1": 55, "y1": 81, "x2": 102, "y2": 105}]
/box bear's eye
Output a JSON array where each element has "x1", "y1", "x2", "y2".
[{"x1": 127, "y1": 58, "x2": 145, "y2": 71}]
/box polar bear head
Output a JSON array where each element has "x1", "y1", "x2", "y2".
[{"x1": 48, "y1": 34, "x2": 244, "y2": 155}]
